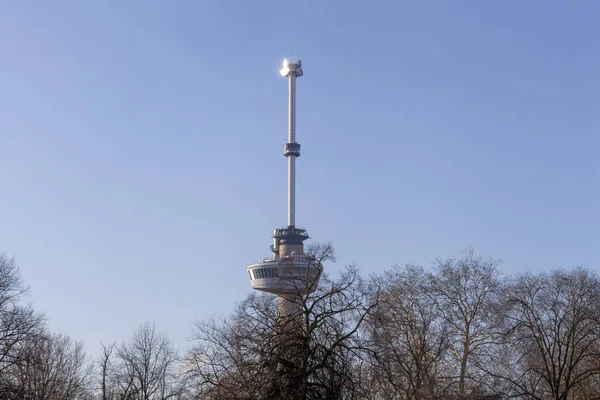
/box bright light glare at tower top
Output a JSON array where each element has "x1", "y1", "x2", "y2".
[{"x1": 280, "y1": 58, "x2": 290, "y2": 76}]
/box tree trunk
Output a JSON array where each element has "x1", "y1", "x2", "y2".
[{"x1": 459, "y1": 334, "x2": 470, "y2": 396}]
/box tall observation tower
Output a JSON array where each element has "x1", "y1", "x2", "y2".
[{"x1": 246, "y1": 56, "x2": 322, "y2": 319}]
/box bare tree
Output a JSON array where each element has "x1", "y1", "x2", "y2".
[
  {"x1": 428, "y1": 248, "x2": 503, "y2": 397},
  {"x1": 0, "y1": 253, "x2": 45, "y2": 397},
  {"x1": 7, "y1": 331, "x2": 91, "y2": 400},
  {"x1": 185, "y1": 244, "x2": 375, "y2": 400},
  {"x1": 485, "y1": 267, "x2": 600, "y2": 400},
  {"x1": 367, "y1": 265, "x2": 450, "y2": 400},
  {"x1": 97, "y1": 342, "x2": 116, "y2": 400},
  {"x1": 113, "y1": 322, "x2": 180, "y2": 400},
  {"x1": 185, "y1": 295, "x2": 277, "y2": 399}
]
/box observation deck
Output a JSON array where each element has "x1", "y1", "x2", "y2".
[{"x1": 247, "y1": 254, "x2": 322, "y2": 295}]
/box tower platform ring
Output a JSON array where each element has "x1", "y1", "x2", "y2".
[{"x1": 247, "y1": 255, "x2": 322, "y2": 295}]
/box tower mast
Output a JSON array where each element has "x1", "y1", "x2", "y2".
[{"x1": 282, "y1": 57, "x2": 303, "y2": 227}]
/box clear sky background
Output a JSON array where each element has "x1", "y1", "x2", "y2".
[{"x1": 1, "y1": 1, "x2": 599, "y2": 356}]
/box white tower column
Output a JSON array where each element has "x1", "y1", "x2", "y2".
[{"x1": 287, "y1": 66, "x2": 297, "y2": 227}]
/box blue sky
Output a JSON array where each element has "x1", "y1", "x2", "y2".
[{"x1": 1, "y1": 1, "x2": 599, "y2": 355}]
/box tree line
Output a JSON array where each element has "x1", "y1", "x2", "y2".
[{"x1": 1, "y1": 246, "x2": 599, "y2": 400}]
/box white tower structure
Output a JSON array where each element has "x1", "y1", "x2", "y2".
[{"x1": 246, "y1": 56, "x2": 322, "y2": 318}]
